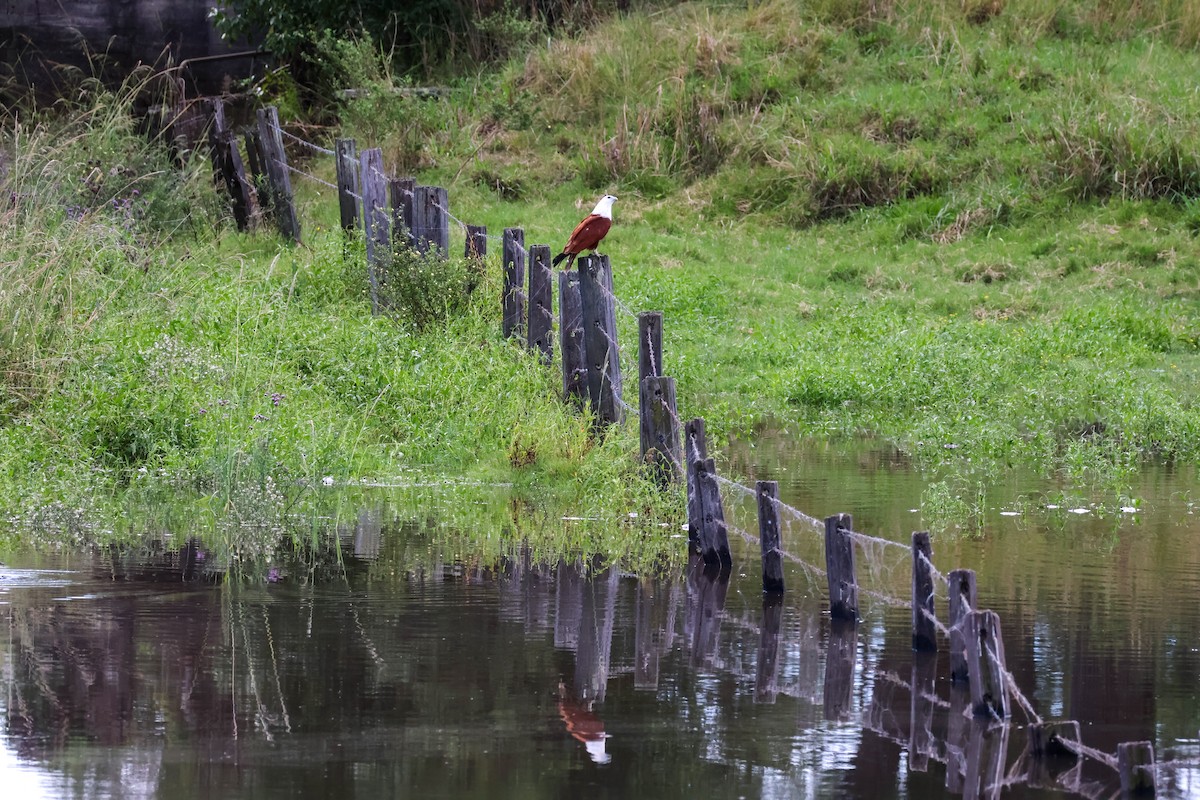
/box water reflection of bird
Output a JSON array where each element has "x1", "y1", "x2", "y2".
[
  {"x1": 551, "y1": 195, "x2": 617, "y2": 271},
  {"x1": 557, "y1": 681, "x2": 611, "y2": 764}
]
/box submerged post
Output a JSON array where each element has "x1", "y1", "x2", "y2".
[
  {"x1": 528, "y1": 244, "x2": 554, "y2": 364},
  {"x1": 912, "y1": 531, "x2": 938, "y2": 652},
  {"x1": 502, "y1": 228, "x2": 526, "y2": 340},
  {"x1": 948, "y1": 568, "x2": 978, "y2": 684},
  {"x1": 964, "y1": 609, "x2": 1008, "y2": 719},
  {"x1": 824, "y1": 513, "x2": 858, "y2": 622},
  {"x1": 1117, "y1": 741, "x2": 1157, "y2": 796},
  {"x1": 756, "y1": 480, "x2": 784, "y2": 594}
]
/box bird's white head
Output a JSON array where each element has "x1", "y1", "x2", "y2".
[{"x1": 591, "y1": 194, "x2": 617, "y2": 219}]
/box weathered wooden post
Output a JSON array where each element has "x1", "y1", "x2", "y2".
[
  {"x1": 528, "y1": 244, "x2": 554, "y2": 363},
  {"x1": 413, "y1": 185, "x2": 449, "y2": 258},
  {"x1": 558, "y1": 269, "x2": 586, "y2": 404},
  {"x1": 334, "y1": 138, "x2": 360, "y2": 231},
  {"x1": 824, "y1": 513, "x2": 858, "y2": 622},
  {"x1": 1117, "y1": 741, "x2": 1157, "y2": 796},
  {"x1": 963, "y1": 720, "x2": 1010, "y2": 800},
  {"x1": 243, "y1": 130, "x2": 271, "y2": 221},
  {"x1": 254, "y1": 106, "x2": 301, "y2": 243},
  {"x1": 685, "y1": 417, "x2": 710, "y2": 550},
  {"x1": 912, "y1": 531, "x2": 938, "y2": 652},
  {"x1": 948, "y1": 568, "x2": 978, "y2": 684},
  {"x1": 639, "y1": 376, "x2": 681, "y2": 487},
  {"x1": 694, "y1": 460, "x2": 730, "y2": 570},
  {"x1": 1027, "y1": 721, "x2": 1081, "y2": 759},
  {"x1": 756, "y1": 480, "x2": 784, "y2": 594},
  {"x1": 207, "y1": 99, "x2": 251, "y2": 231},
  {"x1": 465, "y1": 224, "x2": 487, "y2": 260},
  {"x1": 964, "y1": 609, "x2": 1008, "y2": 719},
  {"x1": 638, "y1": 311, "x2": 663, "y2": 382},
  {"x1": 502, "y1": 228, "x2": 526, "y2": 340},
  {"x1": 389, "y1": 177, "x2": 416, "y2": 249},
  {"x1": 359, "y1": 147, "x2": 389, "y2": 315},
  {"x1": 578, "y1": 254, "x2": 624, "y2": 426}
]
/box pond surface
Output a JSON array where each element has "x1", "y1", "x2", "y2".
[{"x1": 2, "y1": 439, "x2": 1199, "y2": 799}]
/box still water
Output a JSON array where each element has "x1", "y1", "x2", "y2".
[{"x1": 2, "y1": 439, "x2": 1199, "y2": 799}]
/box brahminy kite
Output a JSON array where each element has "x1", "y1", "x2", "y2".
[{"x1": 551, "y1": 194, "x2": 617, "y2": 269}]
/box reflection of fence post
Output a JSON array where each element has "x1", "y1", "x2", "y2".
[
  {"x1": 334, "y1": 138, "x2": 359, "y2": 231},
  {"x1": 755, "y1": 595, "x2": 783, "y2": 703},
  {"x1": 558, "y1": 269, "x2": 586, "y2": 404},
  {"x1": 638, "y1": 311, "x2": 663, "y2": 382},
  {"x1": 756, "y1": 480, "x2": 784, "y2": 594},
  {"x1": 824, "y1": 513, "x2": 858, "y2": 621},
  {"x1": 823, "y1": 619, "x2": 856, "y2": 721},
  {"x1": 254, "y1": 106, "x2": 301, "y2": 243},
  {"x1": 912, "y1": 531, "x2": 938, "y2": 652},
  {"x1": 359, "y1": 148, "x2": 389, "y2": 315},
  {"x1": 909, "y1": 652, "x2": 936, "y2": 772},
  {"x1": 1117, "y1": 741, "x2": 1157, "y2": 796},
  {"x1": 579, "y1": 254, "x2": 623, "y2": 426},
  {"x1": 502, "y1": 228, "x2": 526, "y2": 340},
  {"x1": 948, "y1": 568, "x2": 977, "y2": 684},
  {"x1": 964, "y1": 720, "x2": 1009, "y2": 799},
  {"x1": 528, "y1": 244, "x2": 554, "y2": 363},
  {"x1": 964, "y1": 609, "x2": 1008, "y2": 719},
  {"x1": 639, "y1": 376, "x2": 681, "y2": 487}
]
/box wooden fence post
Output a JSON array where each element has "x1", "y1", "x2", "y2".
[
  {"x1": 334, "y1": 138, "x2": 359, "y2": 231},
  {"x1": 413, "y1": 185, "x2": 449, "y2": 259},
  {"x1": 1027, "y1": 721, "x2": 1081, "y2": 759},
  {"x1": 207, "y1": 99, "x2": 251, "y2": 231},
  {"x1": 638, "y1": 311, "x2": 663, "y2": 382},
  {"x1": 390, "y1": 177, "x2": 416, "y2": 249},
  {"x1": 964, "y1": 609, "x2": 1008, "y2": 719},
  {"x1": 824, "y1": 513, "x2": 858, "y2": 622},
  {"x1": 912, "y1": 531, "x2": 938, "y2": 652},
  {"x1": 639, "y1": 376, "x2": 681, "y2": 487},
  {"x1": 243, "y1": 130, "x2": 270, "y2": 222},
  {"x1": 528, "y1": 244, "x2": 554, "y2": 363},
  {"x1": 254, "y1": 106, "x2": 301, "y2": 243},
  {"x1": 503, "y1": 228, "x2": 526, "y2": 340},
  {"x1": 1117, "y1": 741, "x2": 1156, "y2": 796},
  {"x1": 694, "y1": 460, "x2": 730, "y2": 570},
  {"x1": 558, "y1": 269, "x2": 586, "y2": 405},
  {"x1": 948, "y1": 568, "x2": 978, "y2": 684},
  {"x1": 359, "y1": 147, "x2": 389, "y2": 316},
  {"x1": 756, "y1": 480, "x2": 784, "y2": 594},
  {"x1": 579, "y1": 254, "x2": 623, "y2": 426},
  {"x1": 685, "y1": 418, "x2": 710, "y2": 551},
  {"x1": 465, "y1": 224, "x2": 487, "y2": 260}
]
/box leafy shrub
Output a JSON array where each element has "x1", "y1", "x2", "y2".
[{"x1": 381, "y1": 245, "x2": 485, "y2": 330}]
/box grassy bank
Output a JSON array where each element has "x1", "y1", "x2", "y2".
[{"x1": 3, "y1": 1, "x2": 1200, "y2": 554}]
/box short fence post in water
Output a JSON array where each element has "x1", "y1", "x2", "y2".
[
  {"x1": 948, "y1": 568, "x2": 977, "y2": 684},
  {"x1": 694, "y1": 460, "x2": 730, "y2": 570},
  {"x1": 558, "y1": 269, "x2": 586, "y2": 404},
  {"x1": 502, "y1": 228, "x2": 526, "y2": 340},
  {"x1": 579, "y1": 255, "x2": 623, "y2": 426},
  {"x1": 684, "y1": 418, "x2": 710, "y2": 550},
  {"x1": 911, "y1": 531, "x2": 938, "y2": 652},
  {"x1": 389, "y1": 177, "x2": 416, "y2": 249},
  {"x1": 207, "y1": 99, "x2": 251, "y2": 231},
  {"x1": 963, "y1": 609, "x2": 1008, "y2": 719},
  {"x1": 335, "y1": 138, "x2": 360, "y2": 231},
  {"x1": 756, "y1": 480, "x2": 784, "y2": 594},
  {"x1": 824, "y1": 513, "x2": 858, "y2": 622},
  {"x1": 639, "y1": 376, "x2": 681, "y2": 487},
  {"x1": 528, "y1": 244, "x2": 554, "y2": 364},
  {"x1": 638, "y1": 311, "x2": 663, "y2": 383},
  {"x1": 254, "y1": 107, "x2": 301, "y2": 243},
  {"x1": 1027, "y1": 721, "x2": 1081, "y2": 759},
  {"x1": 413, "y1": 185, "x2": 449, "y2": 259},
  {"x1": 1117, "y1": 741, "x2": 1157, "y2": 796},
  {"x1": 359, "y1": 148, "x2": 389, "y2": 315}
]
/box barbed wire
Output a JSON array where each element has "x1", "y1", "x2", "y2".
[{"x1": 278, "y1": 126, "x2": 336, "y2": 156}]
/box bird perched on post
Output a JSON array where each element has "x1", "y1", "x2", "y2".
[{"x1": 551, "y1": 194, "x2": 617, "y2": 269}]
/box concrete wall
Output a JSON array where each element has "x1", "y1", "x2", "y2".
[{"x1": 1, "y1": 0, "x2": 265, "y2": 94}]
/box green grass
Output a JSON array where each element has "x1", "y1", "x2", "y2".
[{"x1": 3, "y1": 0, "x2": 1200, "y2": 554}]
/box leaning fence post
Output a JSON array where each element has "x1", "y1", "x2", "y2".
[
  {"x1": 756, "y1": 480, "x2": 783, "y2": 594},
  {"x1": 578, "y1": 254, "x2": 623, "y2": 426},
  {"x1": 685, "y1": 418, "x2": 710, "y2": 550},
  {"x1": 359, "y1": 148, "x2": 389, "y2": 315},
  {"x1": 1117, "y1": 741, "x2": 1156, "y2": 796},
  {"x1": 389, "y1": 177, "x2": 416, "y2": 249},
  {"x1": 414, "y1": 185, "x2": 449, "y2": 259},
  {"x1": 558, "y1": 269, "x2": 586, "y2": 404},
  {"x1": 963, "y1": 609, "x2": 1008, "y2": 719},
  {"x1": 638, "y1": 311, "x2": 663, "y2": 383},
  {"x1": 639, "y1": 376, "x2": 681, "y2": 487},
  {"x1": 948, "y1": 568, "x2": 978, "y2": 684},
  {"x1": 528, "y1": 244, "x2": 554, "y2": 364},
  {"x1": 824, "y1": 513, "x2": 858, "y2": 622},
  {"x1": 912, "y1": 531, "x2": 938, "y2": 652},
  {"x1": 334, "y1": 138, "x2": 360, "y2": 231},
  {"x1": 207, "y1": 98, "x2": 251, "y2": 231},
  {"x1": 502, "y1": 228, "x2": 526, "y2": 340},
  {"x1": 254, "y1": 106, "x2": 301, "y2": 243}
]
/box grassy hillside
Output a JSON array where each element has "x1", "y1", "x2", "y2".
[{"x1": 2, "y1": 1, "x2": 1200, "y2": 552}]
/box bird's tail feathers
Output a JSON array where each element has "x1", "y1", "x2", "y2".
[{"x1": 551, "y1": 252, "x2": 568, "y2": 267}]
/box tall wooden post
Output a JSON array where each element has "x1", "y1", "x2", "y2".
[
  {"x1": 694, "y1": 460, "x2": 730, "y2": 570},
  {"x1": 502, "y1": 228, "x2": 526, "y2": 340},
  {"x1": 208, "y1": 99, "x2": 251, "y2": 231},
  {"x1": 638, "y1": 311, "x2": 663, "y2": 383},
  {"x1": 359, "y1": 147, "x2": 389, "y2": 315},
  {"x1": 824, "y1": 513, "x2": 858, "y2": 622},
  {"x1": 948, "y1": 568, "x2": 978, "y2": 684},
  {"x1": 242, "y1": 129, "x2": 270, "y2": 216},
  {"x1": 558, "y1": 270, "x2": 586, "y2": 404},
  {"x1": 964, "y1": 609, "x2": 1008, "y2": 719},
  {"x1": 334, "y1": 138, "x2": 359, "y2": 231},
  {"x1": 528, "y1": 244, "x2": 554, "y2": 363},
  {"x1": 413, "y1": 185, "x2": 449, "y2": 259},
  {"x1": 639, "y1": 376, "x2": 681, "y2": 487},
  {"x1": 254, "y1": 106, "x2": 301, "y2": 243},
  {"x1": 578, "y1": 254, "x2": 623, "y2": 426},
  {"x1": 912, "y1": 531, "x2": 938, "y2": 652},
  {"x1": 756, "y1": 480, "x2": 784, "y2": 594},
  {"x1": 685, "y1": 418, "x2": 710, "y2": 551},
  {"x1": 389, "y1": 177, "x2": 416, "y2": 249}
]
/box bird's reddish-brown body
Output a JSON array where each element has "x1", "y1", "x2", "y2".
[{"x1": 562, "y1": 215, "x2": 612, "y2": 256}]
